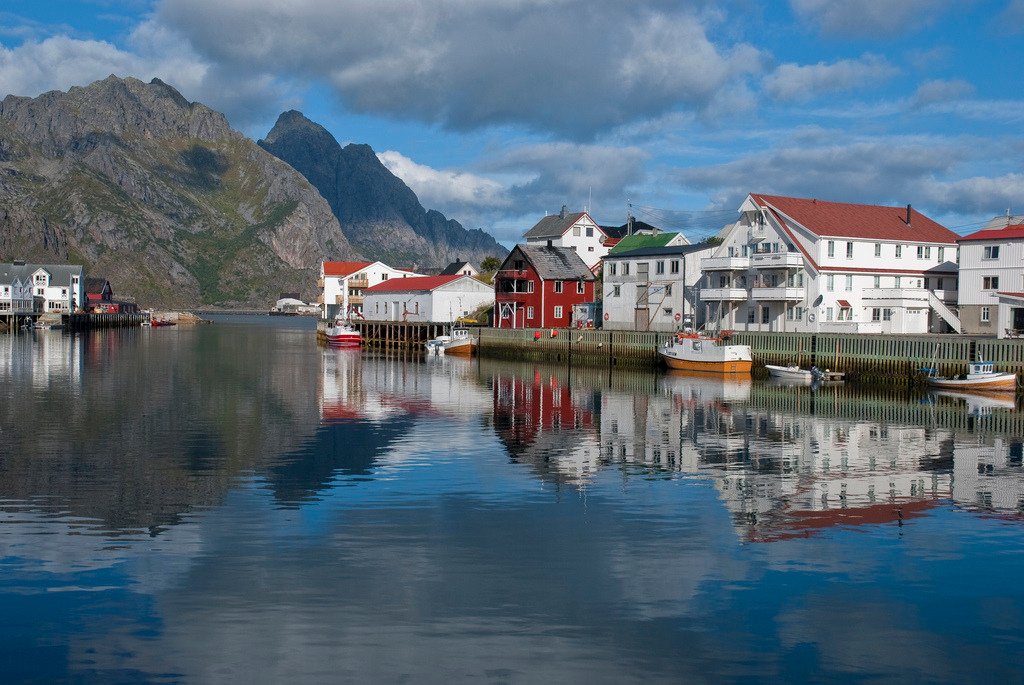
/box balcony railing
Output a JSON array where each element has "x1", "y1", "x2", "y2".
[
  {"x1": 701, "y1": 256, "x2": 750, "y2": 270},
  {"x1": 750, "y1": 286, "x2": 805, "y2": 301},
  {"x1": 699, "y1": 287, "x2": 748, "y2": 301},
  {"x1": 751, "y1": 252, "x2": 804, "y2": 269},
  {"x1": 348, "y1": 278, "x2": 369, "y2": 289}
]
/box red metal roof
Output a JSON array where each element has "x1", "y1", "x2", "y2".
[
  {"x1": 751, "y1": 194, "x2": 958, "y2": 243},
  {"x1": 364, "y1": 274, "x2": 464, "y2": 293},
  {"x1": 997, "y1": 291, "x2": 1024, "y2": 299},
  {"x1": 323, "y1": 261, "x2": 373, "y2": 277},
  {"x1": 837, "y1": 299, "x2": 852, "y2": 308},
  {"x1": 958, "y1": 225, "x2": 1024, "y2": 242}
]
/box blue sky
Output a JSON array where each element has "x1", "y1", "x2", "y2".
[{"x1": 2, "y1": 0, "x2": 1023, "y2": 244}]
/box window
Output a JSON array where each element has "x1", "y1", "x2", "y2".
[
  {"x1": 924, "y1": 246, "x2": 931, "y2": 259},
  {"x1": 525, "y1": 281, "x2": 535, "y2": 293},
  {"x1": 894, "y1": 276, "x2": 901, "y2": 288},
  {"x1": 573, "y1": 226, "x2": 581, "y2": 236},
  {"x1": 795, "y1": 307, "x2": 804, "y2": 321},
  {"x1": 826, "y1": 307, "x2": 834, "y2": 322},
  {"x1": 846, "y1": 242, "x2": 854, "y2": 258},
  {"x1": 883, "y1": 308, "x2": 892, "y2": 321},
  {"x1": 623, "y1": 262, "x2": 630, "y2": 276},
  {"x1": 984, "y1": 245, "x2": 1000, "y2": 259},
  {"x1": 609, "y1": 262, "x2": 617, "y2": 276},
  {"x1": 527, "y1": 306, "x2": 535, "y2": 319},
  {"x1": 873, "y1": 276, "x2": 880, "y2": 288},
  {"x1": 938, "y1": 247, "x2": 945, "y2": 261},
  {"x1": 670, "y1": 260, "x2": 679, "y2": 274},
  {"x1": 514, "y1": 259, "x2": 524, "y2": 270},
  {"x1": 577, "y1": 281, "x2": 585, "y2": 294},
  {"x1": 553, "y1": 305, "x2": 563, "y2": 319},
  {"x1": 585, "y1": 226, "x2": 593, "y2": 237},
  {"x1": 554, "y1": 281, "x2": 563, "y2": 293},
  {"x1": 748, "y1": 307, "x2": 756, "y2": 323},
  {"x1": 612, "y1": 285, "x2": 621, "y2": 297},
  {"x1": 718, "y1": 275, "x2": 728, "y2": 288},
  {"x1": 917, "y1": 246, "x2": 924, "y2": 259},
  {"x1": 896, "y1": 245, "x2": 902, "y2": 258},
  {"x1": 981, "y1": 306, "x2": 990, "y2": 322},
  {"x1": 845, "y1": 275, "x2": 853, "y2": 291},
  {"x1": 983, "y1": 276, "x2": 1000, "y2": 290},
  {"x1": 827, "y1": 240, "x2": 835, "y2": 257},
  {"x1": 874, "y1": 243, "x2": 881, "y2": 257},
  {"x1": 664, "y1": 284, "x2": 672, "y2": 296},
  {"x1": 587, "y1": 246, "x2": 594, "y2": 252},
  {"x1": 872, "y1": 308, "x2": 881, "y2": 322},
  {"x1": 761, "y1": 307, "x2": 770, "y2": 324},
  {"x1": 827, "y1": 274, "x2": 835, "y2": 291},
  {"x1": 656, "y1": 261, "x2": 665, "y2": 275},
  {"x1": 787, "y1": 307, "x2": 795, "y2": 321},
  {"x1": 381, "y1": 274, "x2": 388, "y2": 281},
  {"x1": 663, "y1": 308, "x2": 672, "y2": 316}
]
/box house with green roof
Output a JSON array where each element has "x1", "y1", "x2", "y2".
[{"x1": 607, "y1": 232, "x2": 687, "y2": 255}]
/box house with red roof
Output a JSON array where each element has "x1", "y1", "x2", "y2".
[
  {"x1": 362, "y1": 274, "x2": 493, "y2": 323},
  {"x1": 700, "y1": 194, "x2": 961, "y2": 335},
  {"x1": 957, "y1": 216, "x2": 1024, "y2": 337},
  {"x1": 320, "y1": 260, "x2": 423, "y2": 320}
]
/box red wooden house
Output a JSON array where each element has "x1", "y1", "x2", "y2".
[{"x1": 494, "y1": 245, "x2": 595, "y2": 328}]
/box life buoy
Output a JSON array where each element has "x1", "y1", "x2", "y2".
[
  {"x1": 808, "y1": 313, "x2": 816, "y2": 322},
  {"x1": 603, "y1": 312, "x2": 609, "y2": 321},
  {"x1": 674, "y1": 312, "x2": 681, "y2": 322}
]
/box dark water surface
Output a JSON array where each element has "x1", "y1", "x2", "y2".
[{"x1": 2, "y1": 318, "x2": 1023, "y2": 683}]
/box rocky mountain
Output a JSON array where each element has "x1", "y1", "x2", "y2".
[
  {"x1": 0, "y1": 76, "x2": 358, "y2": 307},
  {"x1": 258, "y1": 111, "x2": 506, "y2": 269}
]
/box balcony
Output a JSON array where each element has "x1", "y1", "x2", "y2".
[
  {"x1": 747, "y1": 225, "x2": 768, "y2": 242},
  {"x1": 348, "y1": 278, "x2": 369, "y2": 289},
  {"x1": 700, "y1": 287, "x2": 748, "y2": 301},
  {"x1": 751, "y1": 252, "x2": 804, "y2": 269},
  {"x1": 348, "y1": 295, "x2": 364, "y2": 305},
  {"x1": 750, "y1": 286, "x2": 805, "y2": 301},
  {"x1": 701, "y1": 256, "x2": 750, "y2": 270}
]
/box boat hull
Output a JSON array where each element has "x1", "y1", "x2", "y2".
[
  {"x1": 765, "y1": 365, "x2": 812, "y2": 382},
  {"x1": 658, "y1": 336, "x2": 752, "y2": 375},
  {"x1": 326, "y1": 321, "x2": 362, "y2": 348},
  {"x1": 660, "y1": 355, "x2": 752, "y2": 374},
  {"x1": 927, "y1": 375, "x2": 1017, "y2": 393}
]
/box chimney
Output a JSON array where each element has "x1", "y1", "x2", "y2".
[
  {"x1": 906, "y1": 204, "x2": 912, "y2": 226},
  {"x1": 559, "y1": 205, "x2": 567, "y2": 219},
  {"x1": 546, "y1": 239, "x2": 553, "y2": 247}
]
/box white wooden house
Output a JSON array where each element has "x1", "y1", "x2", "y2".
[
  {"x1": 523, "y1": 207, "x2": 609, "y2": 270},
  {"x1": 700, "y1": 194, "x2": 961, "y2": 334},
  {"x1": 321, "y1": 260, "x2": 422, "y2": 320},
  {"x1": 1, "y1": 262, "x2": 84, "y2": 313},
  {"x1": 363, "y1": 275, "x2": 494, "y2": 323},
  {"x1": 957, "y1": 217, "x2": 1024, "y2": 337}
]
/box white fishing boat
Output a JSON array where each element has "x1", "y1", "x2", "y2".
[
  {"x1": 325, "y1": 318, "x2": 362, "y2": 348},
  {"x1": 425, "y1": 327, "x2": 476, "y2": 356},
  {"x1": 657, "y1": 332, "x2": 752, "y2": 375},
  {"x1": 923, "y1": 360, "x2": 1017, "y2": 394},
  {"x1": 765, "y1": 365, "x2": 845, "y2": 384}
]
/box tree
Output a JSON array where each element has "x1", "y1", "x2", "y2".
[{"x1": 480, "y1": 256, "x2": 502, "y2": 272}]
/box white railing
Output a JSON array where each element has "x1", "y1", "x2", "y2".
[
  {"x1": 701, "y1": 256, "x2": 750, "y2": 270},
  {"x1": 751, "y1": 252, "x2": 804, "y2": 268},
  {"x1": 750, "y1": 287, "x2": 805, "y2": 300},
  {"x1": 699, "y1": 287, "x2": 747, "y2": 300}
]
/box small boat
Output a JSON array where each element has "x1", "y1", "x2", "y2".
[
  {"x1": 326, "y1": 318, "x2": 362, "y2": 348},
  {"x1": 922, "y1": 359, "x2": 1017, "y2": 393},
  {"x1": 425, "y1": 328, "x2": 476, "y2": 356},
  {"x1": 149, "y1": 319, "x2": 176, "y2": 327},
  {"x1": 765, "y1": 365, "x2": 844, "y2": 384},
  {"x1": 657, "y1": 331, "x2": 752, "y2": 374}
]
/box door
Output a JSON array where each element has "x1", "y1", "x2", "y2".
[
  {"x1": 634, "y1": 308, "x2": 649, "y2": 331},
  {"x1": 1014, "y1": 307, "x2": 1024, "y2": 332}
]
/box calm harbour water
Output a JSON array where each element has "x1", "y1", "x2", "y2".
[{"x1": 1, "y1": 317, "x2": 1023, "y2": 683}]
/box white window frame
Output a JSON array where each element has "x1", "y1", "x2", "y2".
[{"x1": 553, "y1": 305, "x2": 563, "y2": 319}]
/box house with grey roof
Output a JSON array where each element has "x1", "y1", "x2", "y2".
[
  {"x1": 438, "y1": 259, "x2": 480, "y2": 278},
  {"x1": 523, "y1": 206, "x2": 609, "y2": 270},
  {"x1": 1, "y1": 262, "x2": 85, "y2": 314},
  {"x1": 493, "y1": 245, "x2": 596, "y2": 328}
]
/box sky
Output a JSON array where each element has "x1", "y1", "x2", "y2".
[{"x1": 2, "y1": 0, "x2": 1023, "y2": 245}]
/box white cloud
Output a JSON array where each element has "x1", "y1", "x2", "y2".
[
  {"x1": 789, "y1": 0, "x2": 952, "y2": 37},
  {"x1": 763, "y1": 55, "x2": 897, "y2": 102},
  {"x1": 908, "y1": 78, "x2": 975, "y2": 108},
  {"x1": 377, "y1": 150, "x2": 511, "y2": 214},
  {"x1": 153, "y1": 0, "x2": 763, "y2": 138}
]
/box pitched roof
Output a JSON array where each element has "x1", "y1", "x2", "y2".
[
  {"x1": 959, "y1": 225, "x2": 1024, "y2": 242},
  {"x1": 364, "y1": 274, "x2": 465, "y2": 293},
  {"x1": 523, "y1": 211, "x2": 597, "y2": 239},
  {"x1": 604, "y1": 244, "x2": 712, "y2": 259},
  {"x1": 84, "y1": 276, "x2": 110, "y2": 294},
  {"x1": 438, "y1": 259, "x2": 477, "y2": 275},
  {"x1": 506, "y1": 245, "x2": 595, "y2": 281},
  {"x1": 751, "y1": 194, "x2": 958, "y2": 243},
  {"x1": 323, "y1": 261, "x2": 372, "y2": 277},
  {"x1": 608, "y1": 233, "x2": 679, "y2": 254},
  {"x1": 600, "y1": 220, "x2": 662, "y2": 240},
  {"x1": 0, "y1": 262, "x2": 84, "y2": 284}
]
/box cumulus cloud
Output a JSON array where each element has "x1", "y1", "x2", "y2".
[
  {"x1": 907, "y1": 78, "x2": 975, "y2": 108},
  {"x1": 996, "y1": 0, "x2": 1024, "y2": 30},
  {"x1": 377, "y1": 150, "x2": 511, "y2": 216},
  {"x1": 763, "y1": 55, "x2": 897, "y2": 102},
  {"x1": 153, "y1": 0, "x2": 763, "y2": 138},
  {"x1": 789, "y1": 0, "x2": 952, "y2": 37}
]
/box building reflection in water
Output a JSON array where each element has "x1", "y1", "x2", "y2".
[{"x1": 483, "y1": 361, "x2": 1023, "y2": 539}]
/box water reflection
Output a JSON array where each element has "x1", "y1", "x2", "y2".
[{"x1": 1, "y1": 324, "x2": 1023, "y2": 682}]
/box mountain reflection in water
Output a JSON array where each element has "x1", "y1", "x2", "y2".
[{"x1": 0, "y1": 321, "x2": 1022, "y2": 683}]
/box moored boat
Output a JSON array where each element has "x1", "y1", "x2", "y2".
[
  {"x1": 923, "y1": 360, "x2": 1017, "y2": 393},
  {"x1": 657, "y1": 332, "x2": 752, "y2": 374},
  {"x1": 326, "y1": 318, "x2": 362, "y2": 348},
  {"x1": 765, "y1": 365, "x2": 845, "y2": 384},
  {"x1": 425, "y1": 327, "x2": 476, "y2": 356}
]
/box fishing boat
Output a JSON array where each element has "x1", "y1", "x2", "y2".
[
  {"x1": 657, "y1": 331, "x2": 752, "y2": 374},
  {"x1": 425, "y1": 327, "x2": 476, "y2": 356},
  {"x1": 765, "y1": 365, "x2": 845, "y2": 384},
  {"x1": 922, "y1": 359, "x2": 1018, "y2": 393},
  {"x1": 149, "y1": 319, "x2": 176, "y2": 327},
  {"x1": 325, "y1": 318, "x2": 362, "y2": 348}
]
